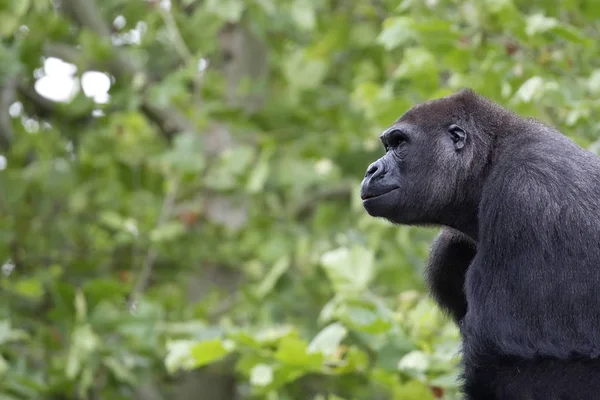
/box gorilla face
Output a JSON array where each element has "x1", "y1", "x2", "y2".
[
  {"x1": 360, "y1": 126, "x2": 409, "y2": 220},
  {"x1": 360, "y1": 94, "x2": 474, "y2": 228}
]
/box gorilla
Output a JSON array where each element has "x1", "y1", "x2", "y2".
[{"x1": 360, "y1": 89, "x2": 600, "y2": 399}]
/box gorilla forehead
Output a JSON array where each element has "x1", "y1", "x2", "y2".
[{"x1": 394, "y1": 91, "x2": 470, "y2": 128}]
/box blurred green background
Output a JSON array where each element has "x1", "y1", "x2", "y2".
[{"x1": 1, "y1": 0, "x2": 599, "y2": 399}]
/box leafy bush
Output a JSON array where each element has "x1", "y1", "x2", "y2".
[{"x1": 1, "y1": 0, "x2": 599, "y2": 399}]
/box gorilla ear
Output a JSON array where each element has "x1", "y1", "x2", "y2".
[{"x1": 448, "y1": 124, "x2": 467, "y2": 150}]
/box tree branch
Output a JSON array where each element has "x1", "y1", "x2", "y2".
[
  {"x1": 18, "y1": 83, "x2": 60, "y2": 117},
  {"x1": 43, "y1": 43, "x2": 83, "y2": 64},
  {"x1": 0, "y1": 77, "x2": 17, "y2": 151},
  {"x1": 43, "y1": 42, "x2": 117, "y2": 74},
  {"x1": 61, "y1": 0, "x2": 111, "y2": 37},
  {"x1": 128, "y1": 178, "x2": 180, "y2": 306},
  {"x1": 59, "y1": 0, "x2": 196, "y2": 140},
  {"x1": 140, "y1": 103, "x2": 196, "y2": 139}
]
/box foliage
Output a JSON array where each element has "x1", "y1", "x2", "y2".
[{"x1": 0, "y1": 0, "x2": 599, "y2": 399}]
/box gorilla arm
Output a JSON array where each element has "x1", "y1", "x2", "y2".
[{"x1": 426, "y1": 227, "x2": 477, "y2": 324}]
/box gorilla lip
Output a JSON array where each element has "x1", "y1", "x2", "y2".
[
  {"x1": 361, "y1": 188, "x2": 399, "y2": 201},
  {"x1": 361, "y1": 194, "x2": 382, "y2": 200}
]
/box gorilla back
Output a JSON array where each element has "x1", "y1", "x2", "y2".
[{"x1": 360, "y1": 89, "x2": 600, "y2": 399}]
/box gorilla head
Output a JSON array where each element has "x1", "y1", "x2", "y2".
[{"x1": 360, "y1": 89, "x2": 502, "y2": 237}]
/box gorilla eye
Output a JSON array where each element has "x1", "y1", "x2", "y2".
[{"x1": 381, "y1": 129, "x2": 407, "y2": 152}]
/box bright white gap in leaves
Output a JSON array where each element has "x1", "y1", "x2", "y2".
[{"x1": 34, "y1": 57, "x2": 111, "y2": 105}]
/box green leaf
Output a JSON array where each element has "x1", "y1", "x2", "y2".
[
  {"x1": 291, "y1": 0, "x2": 316, "y2": 30},
  {"x1": 483, "y1": 0, "x2": 514, "y2": 13},
  {"x1": 377, "y1": 17, "x2": 416, "y2": 50},
  {"x1": 323, "y1": 294, "x2": 396, "y2": 335},
  {"x1": 165, "y1": 340, "x2": 198, "y2": 373},
  {"x1": 99, "y1": 211, "x2": 126, "y2": 231},
  {"x1": 74, "y1": 290, "x2": 87, "y2": 322},
  {"x1": 13, "y1": 278, "x2": 44, "y2": 300},
  {"x1": 394, "y1": 47, "x2": 439, "y2": 90},
  {"x1": 229, "y1": 325, "x2": 296, "y2": 349},
  {"x1": 78, "y1": 366, "x2": 95, "y2": 398},
  {"x1": 551, "y1": 24, "x2": 592, "y2": 45},
  {"x1": 394, "y1": 380, "x2": 436, "y2": 400},
  {"x1": 79, "y1": 29, "x2": 114, "y2": 62},
  {"x1": 0, "y1": 13, "x2": 21, "y2": 38},
  {"x1": 160, "y1": 132, "x2": 206, "y2": 173},
  {"x1": 429, "y1": 371, "x2": 461, "y2": 388},
  {"x1": 32, "y1": 0, "x2": 50, "y2": 11},
  {"x1": 0, "y1": 0, "x2": 31, "y2": 37},
  {"x1": 376, "y1": 335, "x2": 417, "y2": 371},
  {"x1": 343, "y1": 303, "x2": 393, "y2": 334},
  {"x1": 513, "y1": 76, "x2": 545, "y2": 103},
  {"x1": 525, "y1": 13, "x2": 592, "y2": 45},
  {"x1": 352, "y1": 81, "x2": 383, "y2": 112},
  {"x1": 190, "y1": 338, "x2": 234, "y2": 368},
  {"x1": 221, "y1": 146, "x2": 255, "y2": 176},
  {"x1": 150, "y1": 221, "x2": 186, "y2": 243},
  {"x1": 0, "y1": 355, "x2": 7, "y2": 376},
  {"x1": 204, "y1": 145, "x2": 256, "y2": 190},
  {"x1": 589, "y1": 70, "x2": 600, "y2": 93},
  {"x1": 255, "y1": 256, "x2": 291, "y2": 298},
  {"x1": 252, "y1": 0, "x2": 276, "y2": 14},
  {"x1": 103, "y1": 357, "x2": 137, "y2": 385},
  {"x1": 274, "y1": 337, "x2": 323, "y2": 370},
  {"x1": 0, "y1": 321, "x2": 28, "y2": 345},
  {"x1": 246, "y1": 148, "x2": 272, "y2": 193},
  {"x1": 398, "y1": 350, "x2": 430, "y2": 378},
  {"x1": 284, "y1": 50, "x2": 328, "y2": 90},
  {"x1": 205, "y1": 0, "x2": 245, "y2": 22},
  {"x1": 12, "y1": 0, "x2": 31, "y2": 16},
  {"x1": 66, "y1": 324, "x2": 99, "y2": 380},
  {"x1": 525, "y1": 14, "x2": 558, "y2": 36},
  {"x1": 307, "y1": 322, "x2": 347, "y2": 357},
  {"x1": 320, "y1": 246, "x2": 374, "y2": 294}
]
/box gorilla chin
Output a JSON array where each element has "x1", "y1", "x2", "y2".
[{"x1": 361, "y1": 187, "x2": 401, "y2": 218}]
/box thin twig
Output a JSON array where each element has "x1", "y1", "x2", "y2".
[
  {"x1": 159, "y1": 7, "x2": 193, "y2": 62},
  {"x1": 158, "y1": 5, "x2": 205, "y2": 105},
  {"x1": 0, "y1": 77, "x2": 17, "y2": 151},
  {"x1": 129, "y1": 178, "x2": 179, "y2": 306}
]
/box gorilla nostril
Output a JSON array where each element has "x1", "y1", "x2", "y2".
[
  {"x1": 366, "y1": 161, "x2": 385, "y2": 179},
  {"x1": 367, "y1": 164, "x2": 378, "y2": 176}
]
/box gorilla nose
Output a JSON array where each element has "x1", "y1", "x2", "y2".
[{"x1": 365, "y1": 160, "x2": 385, "y2": 180}]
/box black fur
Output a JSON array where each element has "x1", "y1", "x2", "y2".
[
  {"x1": 360, "y1": 89, "x2": 600, "y2": 399},
  {"x1": 426, "y1": 227, "x2": 475, "y2": 324}
]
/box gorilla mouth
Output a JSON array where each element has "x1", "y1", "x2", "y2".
[
  {"x1": 361, "y1": 187, "x2": 399, "y2": 201},
  {"x1": 361, "y1": 193, "x2": 381, "y2": 200}
]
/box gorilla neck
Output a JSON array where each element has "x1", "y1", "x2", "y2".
[
  {"x1": 439, "y1": 212, "x2": 478, "y2": 242},
  {"x1": 391, "y1": 194, "x2": 481, "y2": 241},
  {"x1": 439, "y1": 188, "x2": 482, "y2": 241},
  {"x1": 401, "y1": 208, "x2": 479, "y2": 242}
]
